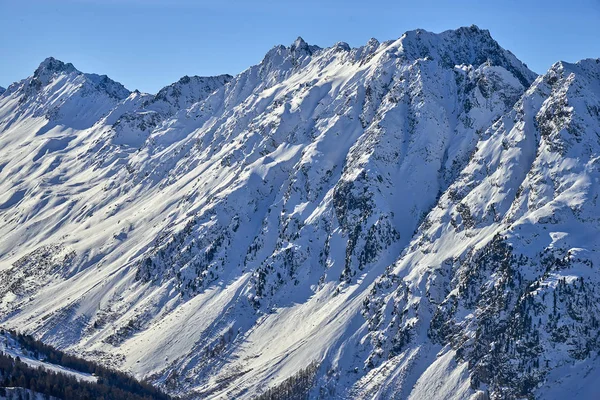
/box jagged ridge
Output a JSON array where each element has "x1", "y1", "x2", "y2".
[{"x1": 0, "y1": 27, "x2": 597, "y2": 400}]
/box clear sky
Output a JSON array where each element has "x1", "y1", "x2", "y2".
[{"x1": 1, "y1": 0, "x2": 599, "y2": 93}]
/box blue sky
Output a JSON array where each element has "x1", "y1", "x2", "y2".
[{"x1": 1, "y1": 0, "x2": 599, "y2": 93}]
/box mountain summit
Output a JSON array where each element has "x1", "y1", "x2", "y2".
[
  {"x1": 0, "y1": 57, "x2": 130, "y2": 130},
  {"x1": 0, "y1": 27, "x2": 598, "y2": 400},
  {"x1": 33, "y1": 57, "x2": 78, "y2": 85},
  {"x1": 397, "y1": 25, "x2": 537, "y2": 86}
]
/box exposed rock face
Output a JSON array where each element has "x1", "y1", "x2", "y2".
[{"x1": 0, "y1": 27, "x2": 598, "y2": 399}]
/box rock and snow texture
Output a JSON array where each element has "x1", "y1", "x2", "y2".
[
  {"x1": 0, "y1": 26, "x2": 598, "y2": 399},
  {"x1": 360, "y1": 58, "x2": 600, "y2": 399}
]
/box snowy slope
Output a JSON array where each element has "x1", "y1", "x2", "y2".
[
  {"x1": 360, "y1": 58, "x2": 600, "y2": 399},
  {"x1": 0, "y1": 26, "x2": 597, "y2": 399},
  {"x1": 107, "y1": 74, "x2": 233, "y2": 147}
]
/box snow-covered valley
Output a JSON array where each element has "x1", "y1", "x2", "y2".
[{"x1": 0, "y1": 25, "x2": 599, "y2": 399}]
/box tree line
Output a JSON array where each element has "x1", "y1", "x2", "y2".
[
  {"x1": 1, "y1": 328, "x2": 173, "y2": 400},
  {"x1": 254, "y1": 361, "x2": 319, "y2": 400}
]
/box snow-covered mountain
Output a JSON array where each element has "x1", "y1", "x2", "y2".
[{"x1": 0, "y1": 26, "x2": 598, "y2": 399}]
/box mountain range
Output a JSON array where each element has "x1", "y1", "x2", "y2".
[{"x1": 1, "y1": 25, "x2": 599, "y2": 399}]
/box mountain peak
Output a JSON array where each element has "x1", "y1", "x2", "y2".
[
  {"x1": 33, "y1": 57, "x2": 78, "y2": 84},
  {"x1": 367, "y1": 37, "x2": 380, "y2": 47},
  {"x1": 400, "y1": 25, "x2": 492, "y2": 48},
  {"x1": 172, "y1": 74, "x2": 233, "y2": 87},
  {"x1": 550, "y1": 57, "x2": 600, "y2": 74},
  {"x1": 155, "y1": 74, "x2": 232, "y2": 98},
  {"x1": 0, "y1": 86, "x2": 5, "y2": 95},
  {"x1": 291, "y1": 36, "x2": 308, "y2": 49},
  {"x1": 457, "y1": 24, "x2": 487, "y2": 34},
  {"x1": 27, "y1": 57, "x2": 130, "y2": 100},
  {"x1": 333, "y1": 41, "x2": 351, "y2": 52},
  {"x1": 36, "y1": 56, "x2": 76, "y2": 72},
  {"x1": 289, "y1": 36, "x2": 320, "y2": 58},
  {"x1": 397, "y1": 26, "x2": 537, "y2": 87}
]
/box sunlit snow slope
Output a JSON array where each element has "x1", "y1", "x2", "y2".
[{"x1": 1, "y1": 26, "x2": 598, "y2": 399}]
